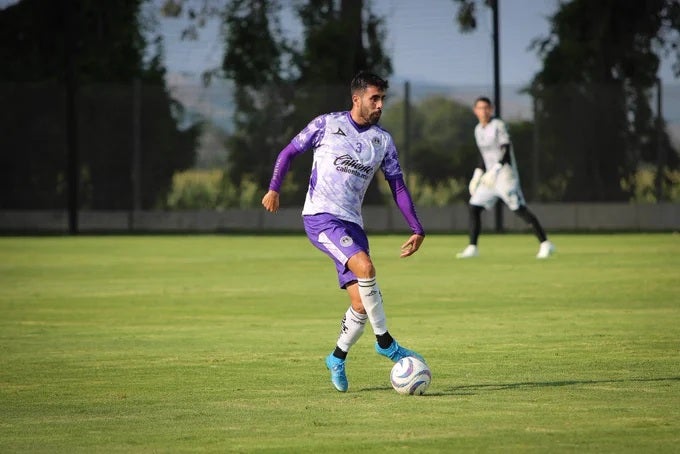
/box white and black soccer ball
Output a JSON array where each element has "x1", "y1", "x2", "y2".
[{"x1": 390, "y1": 356, "x2": 431, "y2": 395}]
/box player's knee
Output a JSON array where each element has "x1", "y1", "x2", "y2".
[
  {"x1": 355, "y1": 261, "x2": 375, "y2": 278},
  {"x1": 348, "y1": 253, "x2": 375, "y2": 278},
  {"x1": 513, "y1": 206, "x2": 532, "y2": 223}
]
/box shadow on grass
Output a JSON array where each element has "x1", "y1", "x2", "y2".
[
  {"x1": 358, "y1": 376, "x2": 680, "y2": 396},
  {"x1": 429, "y1": 376, "x2": 680, "y2": 396}
]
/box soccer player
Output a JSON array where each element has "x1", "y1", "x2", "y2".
[
  {"x1": 456, "y1": 96, "x2": 555, "y2": 259},
  {"x1": 261, "y1": 71, "x2": 426, "y2": 392}
]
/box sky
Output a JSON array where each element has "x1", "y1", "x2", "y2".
[
  {"x1": 1, "y1": 0, "x2": 677, "y2": 125},
  {"x1": 373, "y1": 0, "x2": 557, "y2": 86},
  {"x1": 156, "y1": 0, "x2": 678, "y2": 87},
  {"x1": 2, "y1": 0, "x2": 673, "y2": 87}
]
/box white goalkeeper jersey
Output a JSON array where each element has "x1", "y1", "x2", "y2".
[
  {"x1": 292, "y1": 111, "x2": 403, "y2": 227},
  {"x1": 474, "y1": 118, "x2": 516, "y2": 171}
]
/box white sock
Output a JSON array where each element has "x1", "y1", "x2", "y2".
[
  {"x1": 357, "y1": 277, "x2": 387, "y2": 335},
  {"x1": 336, "y1": 306, "x2": 367, "y2": 352}
]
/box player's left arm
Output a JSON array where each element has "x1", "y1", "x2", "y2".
[
  {"x1": 481, "y1": 120, "x2": 512, "y2": 186},
  {"x1": 495, "y1": 119, "x2": 513, "y2": 167},
  {"x1": 386, "y1": 176, "x2": 425, "y2": 257},
  {"x1": 380, "y1": 133, "x2": 425, "y2": 257}
]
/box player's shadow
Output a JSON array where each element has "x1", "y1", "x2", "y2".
[
  {"x1": 426, "y1": 376, "x2": 680, "y2": 396},
  {"x1": 358, "y1": 376, "x2": 680, "y2": 395}
]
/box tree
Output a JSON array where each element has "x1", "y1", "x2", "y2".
[
  {"x1": 219, "y1": 0, "x2": 294, "y2": 202},
  {"x1": 158, "y1": 0, "x2": 394, "y2": 205},
  {"x1": 381, "y1": 95, "x2": 478, "y2": 184},
  {"x1": 217, "y1": 0, "x2": 392, "y2": 204},
  {"x1": 287, "y1": 0, "x2": 392, "y2": 203},
  {"x1": 452, "y1": 0, "x2": 679, "y2": 202},
  {"x1": 530, "y1": 0, "x2": 679, "y2": 201},
  {"x1": 0, "y1": 0, "x2": 198, "y2": 210}
]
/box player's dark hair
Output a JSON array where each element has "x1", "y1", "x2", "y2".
[
  {"x1": 474, "y1": 96, "x2": 493, "y2": 106},
  {"x1": 351, "y1": 71, "x2": 389, "y2": 94}
]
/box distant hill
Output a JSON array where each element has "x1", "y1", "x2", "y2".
[
  {"x1": 387, "y1": 78, "x2": 534, "y2": 120},
  {"x1": 166, "y1": 72, "x2": 235, "y2": 134},
  {"x1": 165, "y1": 72, "x2": 680, "y2": 152}
]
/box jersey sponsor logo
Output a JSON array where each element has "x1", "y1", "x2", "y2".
[
  {"x1": 340, "y1": 235, "x2": 354, "y2": 247},
  {"x1": 333, "y1": 154, "x2": 372, "y2": 179},
  {"x1": 332, "y1": 128, "x2": 346, "y2": 136}
]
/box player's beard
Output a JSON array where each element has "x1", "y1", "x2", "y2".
[
  {"x1": 364, "y1": 105, "x2": 381, "y2": 125},
  {"x1": 355, "y1": 100, "x2": 381, "y2": 126}
]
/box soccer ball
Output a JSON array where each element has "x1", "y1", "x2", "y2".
[{"x1": 390, "y1": 356, "x2": 431, "y2": 395}]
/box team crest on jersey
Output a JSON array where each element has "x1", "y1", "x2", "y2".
[
  {"x1": 340, "y1": 236, "x2": 354, "y2": 247},
  {"x1": 372, "y1": 136, "x2": 381, "y2": 146}
]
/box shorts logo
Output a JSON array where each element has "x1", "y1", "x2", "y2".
[{"x1": 340, "y1": 236, "x2": 354, "y2": 247}]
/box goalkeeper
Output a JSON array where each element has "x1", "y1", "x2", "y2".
[{"x1": 456, "y1": 96, "x2": 555, "y2": 259}]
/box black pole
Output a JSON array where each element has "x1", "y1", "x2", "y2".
[
  {"x1": 532, "y1": 96, "x2": 540, "y2": 201},
  {"x1": 655, "y1": 78, "x2": 665, "y2": 202},
  {"x1": 64, "y1": 0, "x2": 79, "y2": 234},
  {"x1": 130, "y1": 78, "x2": 142, "y2": 231},
  {"x1": 492, "y1": 0, "x2": 503, "y2": 232},
  {"x1": 403, "y1": 80, "x2": 411, "y2": 174}
]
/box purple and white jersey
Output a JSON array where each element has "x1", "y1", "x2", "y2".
[{"x1": 292, "y1": 111, "x2": 402, "y2": 227}]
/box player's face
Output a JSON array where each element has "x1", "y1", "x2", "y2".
[
  {"x1": 473, "y1": 101, "x2": 493, "y2": 125},
  {"x1": 353, "y1": 85, "x2": 386, "y2": 126}
]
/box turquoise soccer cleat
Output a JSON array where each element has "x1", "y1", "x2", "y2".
[
  {"x1": 325, "y1": 354, "x2": 348, "y2": 392},
  {"x1": 375, "y1": 340, "x2": 426, "y2": 364}
]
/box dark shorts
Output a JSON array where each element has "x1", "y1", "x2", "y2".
[{"x1": 303, "y1": 213, "x2": 369, "y2": 289}]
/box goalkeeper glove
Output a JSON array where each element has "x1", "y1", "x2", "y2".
[
  {"x1": 480, "y1": 162, "x2": 503, "y2": 187},
  {"x1": 469, "y1": 168, "x2": 484, "y2": 195}
]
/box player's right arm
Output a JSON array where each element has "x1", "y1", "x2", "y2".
[
  {"x1": 261, "y1": 190, "x2": 280, "y2": 213},
  {"x1": 469, "y1": 168, "x2": 484, "y2": 195},
  {"x1": 262, "y1": 116, "x2": 327, "y2": 212},
  {"x1": 261, "y1": 142, "x2": 304, "y2": 213}
]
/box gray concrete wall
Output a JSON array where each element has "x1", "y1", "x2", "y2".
[{"x1": 1, "y1": 203, "x2": 678, "y2": 233}]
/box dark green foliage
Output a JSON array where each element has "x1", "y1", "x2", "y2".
[
  {"x1": 221, "y1": 1, "x2": 296, "y2": 195},
  {"x1": 530, "y1": 0, "x2": 679, "y2": 201},
  {"x1": 381, "y1": 95, "x2": 478, "y2": 184},
  {"x1": 222, "y1": 0, "x2": 392, "y2": 204},
  {"x1": 454, "y1": 0, "x2": 679, "y2": 202},
  {"x1": 0, "y1": 0, "x2": 198, "y2": 209}
]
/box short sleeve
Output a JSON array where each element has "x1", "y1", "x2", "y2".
[
  {"x1": 292, "y1": 114, "x2": 327, "y2": 151},
  {"x1": 380, "y1": 133, "x2": 403, "y2": 180}
]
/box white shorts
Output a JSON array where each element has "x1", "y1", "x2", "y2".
[{"x1": 470, "y1": 164, "x2": 526, "y2": 211}]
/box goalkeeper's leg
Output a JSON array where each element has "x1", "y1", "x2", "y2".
[
  {"x1": 514, "y1": 205, "x2": 555, "y2": 258},
  {"x1": 457, "y1": 204, "x2": 483, "y2": 258},
  {"x1": 514, "y1": 205, "x2": 547, "y2": 242},
  {"x1": 468, "y1": 204, "x2": 483, "y2": 245}
]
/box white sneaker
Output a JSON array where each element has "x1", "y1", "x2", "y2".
[
  {"x1": 456, "y1": 244, "x2": 479, "y2": 259},
  {"x1": 536, "y1": 240, "x2": 555, "y2": 259}
]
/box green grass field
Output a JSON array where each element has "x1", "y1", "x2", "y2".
[{"x1": 1, "y1": 233, "x2": 678, "y2": 453}]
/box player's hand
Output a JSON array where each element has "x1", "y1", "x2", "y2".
[
  {"x1": 400, "y1": 234, "x2": 424, "y2": 258},
  {"x1": 469, "y1": 168, "x2": 484, "y2": 195},
  {"x1": 481, "y1": 163, "x2": 503, "y2": 187},
  {"x1": 261, "y1": 190, "x2": 280, "y2": 213}
]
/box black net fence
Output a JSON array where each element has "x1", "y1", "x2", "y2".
[{"x1": 2, "y1": 79, "x2": 678, "y2": 212}]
